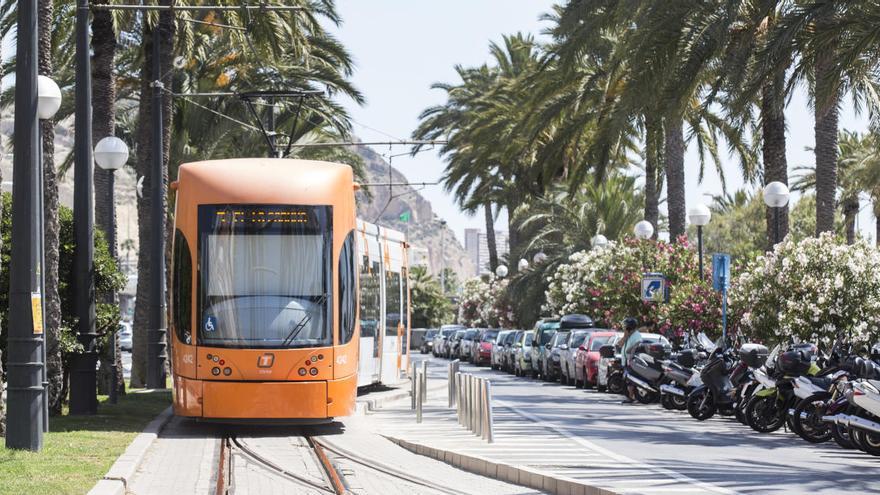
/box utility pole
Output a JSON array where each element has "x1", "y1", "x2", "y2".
[
  {"x1": 70, "y1": 0, "x2": 98, "y2": 415},
  {"x1": 6, "y1": 0, "x2": 46, "y2": 450},
  {"x1": 147, "y1": 21, "x2": 168, "y2": 389},
  {"x1": 439, "y1": 220, "x2": 447, "y2": 295}
]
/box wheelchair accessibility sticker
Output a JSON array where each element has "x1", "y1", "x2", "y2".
[{"x1": 204, "y1": 315, "x2": 218, "y2": 333}]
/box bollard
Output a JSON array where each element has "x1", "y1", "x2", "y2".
[
  {"x1": 483, "y1": 380, "x2": 494, "y2": 443},
  {"x1": 416, "y1": 368, "x2": 423, "y2": 424},
  {"x1": 455, "y1": 372, "x2": 463, "y2": 424},
  {"x1": 421, "y1": 360, "x2": 428, "y2": 405},
  {"x1": 448, "y1": 360, "x2": 459, "y2": 407},
  {"x1": 474, "y1": 378, "x2": 483, "y2": 437},
  {"x1": 411, "y1": 362, "x2": 417, "y2": 410},
  {"x1": 466, "y1": 374, "x2": 474, "y2": 431},
  {"x1": 471, "y1": 375, "x2": 479, "y2": 433}
]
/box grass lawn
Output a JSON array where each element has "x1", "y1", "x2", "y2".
[{"x1": 0, "y1": 387, "x2": 171, "y2": 495}]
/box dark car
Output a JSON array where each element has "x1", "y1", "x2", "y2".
[
  {"x1": 421, "y1": 329, "x2": 440, "y2": 354},
  {"x1": 472, "y1": 329, "x2": 499, "y2": 366},
  {"x1": 502, "y1": 330, "x2": 522, "y2": 372},
  {"x1": 532, "y1": 318, "x2": 561, "y2": 379},
  {"x1": 544, "y1": 331, "x2": 571, "y2": 381}
]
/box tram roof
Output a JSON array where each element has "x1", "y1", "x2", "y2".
[{"x1": 176, "y1": 158, "x2": 354, "y2": 205}]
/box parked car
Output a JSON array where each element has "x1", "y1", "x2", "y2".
[
  {"x1": 544, "y1": 331, "x2": 571, "y2": 381},
  {"x1": 473, "y1": 329, "x2": 499, "y2": 366},
  {"x1": 421, "y1": 329, "x2": 440, "y2": 354},
  {"x1": 513, "y1": 330, "x2": 535, "y2": 377},
  {"x1": 575, "y1": 330, "x2": 618, "y2": 388},
  {"x1": 118, "y1": 321, "x2": 133, "y2": 352},
  {"x1": 459, "y1": 329, "x2": 480, "y2": 362},
  {"x1": 449, "y1": 329, "x2": 467, "y2": 359},
  {"x1": 435, "y1": 325, "x2": 464, "y2": 357},
  {"x1": 501, "y1": 330, "x2": 522, "y2": 372},
  {"x1": 596, "y1": 333, "x2": 624, "y2": 392},
  {"x1": 491, "y1": 330, "x2": 515, "y2": 369},
  {"x1": 531, "y1": 318, "x2": 561, "y2": 378},
  {"x1": 559, "y1": 329, "x2": 593, "y2": 386}
]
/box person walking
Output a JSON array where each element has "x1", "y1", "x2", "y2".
[{"x1": 617, "y1": 317, "x2": 642, "y2": 404}]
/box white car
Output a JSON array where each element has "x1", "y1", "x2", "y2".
[
  {"x1": 118, "y1": 321, "x2": 133, "y2": 352},
  {"x1": 559, "y1": 329, "x2": 593, "y2": 386},
  {"x1": 491, "y1": 330, "x2": 515, "y2": 369},
  {"x1": 513, "y1": 330, "x2": 535, "y2": 376}
]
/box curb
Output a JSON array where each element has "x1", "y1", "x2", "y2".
[
  {"x1": 355, "y1": 382, "x2": 447, "y2": 415},
  {"x1": 386, "y1": 436, "x2": 619, "y2": 495},
  {"x1": 87, "y1": 406, "x2": 175, "y2": 495}
]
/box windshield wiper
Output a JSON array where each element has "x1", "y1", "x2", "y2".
[{"x1": 282, "y1": 294, "x2": 328, "y2": 347}]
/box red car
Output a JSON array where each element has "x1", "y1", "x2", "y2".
[{"x1": 575, "y1": 331, "x2": 617, "y2": 388}]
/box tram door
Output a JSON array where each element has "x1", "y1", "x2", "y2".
[
  {"x1": 356, "y1": 226, "x2": 382, "y2": 386},
  {"x1": 381, "y1": 240, "x2": 404, "y2": 384}
]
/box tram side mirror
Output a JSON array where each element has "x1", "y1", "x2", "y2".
[
  {"x1": 599, "y1": 344, "x2": 615, "y2": 359},
  {"x1": 545, "y1": 343, "x2": 552, "y2": 350}
]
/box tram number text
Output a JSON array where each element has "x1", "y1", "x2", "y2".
[{"x1": 336, "y1": 355, "x2": 347, "y2": 366}]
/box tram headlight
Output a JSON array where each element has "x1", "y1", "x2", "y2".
[
  {"x1": 309, "y1": 367, "x2": 319, "y2": 376},
  {"x1": 211, "y1": 367, "x2": 221, "y2": 376},
  {"x1": 298, "y1": 368, "x2": 307, "y2": 376},
  {"x1": 223, "y1": 367, "x2": 232, "y2": 376}
]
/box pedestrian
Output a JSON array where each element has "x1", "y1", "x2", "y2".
[{"x1": 616, "y1": 317, "x2": 642, "y2": 404}]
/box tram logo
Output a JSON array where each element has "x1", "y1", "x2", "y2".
[{"x1": 257, "y1": 353, "x2": 275, "y2": 368}]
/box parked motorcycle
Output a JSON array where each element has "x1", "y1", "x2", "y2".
[
  {"x1": 687, "y1": 342, "x2": 767, "y2": 421},
  {"x1": 626, "y1": 339, "x2": 673, "y2": 404},
  {"x1": 745, "y1": 343, "x2": 820, "y2": 433}
]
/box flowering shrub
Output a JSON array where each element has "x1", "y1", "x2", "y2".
[
  {"x1": 544, "y1": 237, "x2": 721, "y2": 341},
  {"x1": 730, "y1": 233, "x2": 880, "y2": 347},
  {"x1": 458, "y1": 275, "x2": 516, "y2": 328}
]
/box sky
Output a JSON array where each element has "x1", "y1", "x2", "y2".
[{"x1": 330, "y1": 1, "x2": 874, "y2": 246}]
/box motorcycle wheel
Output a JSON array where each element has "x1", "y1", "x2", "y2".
[
  {"x1": 745, "y1": 395, "x2": 786, "y2": 433},
  {"x1": 596, "y1": 384, "x2": 607, "y2": 393},
  {"x1": 831, "y1": 422, "x2": 856, "y2": 449},
  {"x1": 670, "y1": 393, "x2": 688, "y2": 411},
  {"x1": 607, "y1": 374, "x2": 625, "y2": 395},
  {"x1": 687, "y1": 389, "x2": 716, "y2": 421},
  {"x1": 853, "y1": 429, "x2": 880, "y2": 456},
  {"x1": 660, "y1": 393, "x2": 674, "y2": 410},
  {"x1": 635, "y1": 387, "x2": 657, "y2": 404},
  {"x1": 792, "y1": 394, "x2": 832, "y2": 444}
]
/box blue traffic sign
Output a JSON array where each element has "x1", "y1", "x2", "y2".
[
  {"x1": 641, "y1": 273, "x2": 667, "y2": 303},
  {"x1": 712, "y1": 253, "x2": 731, "y2": 292}
]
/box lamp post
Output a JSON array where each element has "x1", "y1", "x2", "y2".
[
  {"x1": 688, "y1": 203, "x2": 711, "y2": 279},
  {"x1": 439, "y1": 220, "x2": 447, "y2": 295},
  {"x1": 634, "y1": 221, "x2": 653, "y2": 270},
  {"x1": 532, "y1": 252, "x2": 547, "y2": 264},
  {"x1": 763, "y1": 181, "x2": 790, "y2": 247},
  {"x1": 517, "y1": 258, "x2": 529, "y2": 272},
  {"x1": 69, "y1": 0, "x2": 98, "y2": 415},
  {"x1": 495, "y1": 264, "x2": 508, "y2": 278},
  {"x1": 591, "y1": 234, "x2": 608, "y2": 250},
  {"x1": 94, "y1": 136, "x2": 130, "y2": 404},
  {"x1": 7, "y1": 0, "x2": 62, "y2": 449}
]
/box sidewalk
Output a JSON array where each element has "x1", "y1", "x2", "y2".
[{"x1": 362, "y1": 363, "x2": 735, "y2": 495}]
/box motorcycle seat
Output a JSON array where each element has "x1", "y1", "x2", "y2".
[{"x1": 806, "y1": 376, "x2": 832, "y2": 389}]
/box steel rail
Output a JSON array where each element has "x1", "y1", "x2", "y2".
[{"x1": 229, "y1": 436, "x2": 335, "y2": 494}]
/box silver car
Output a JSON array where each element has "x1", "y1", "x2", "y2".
[
  {"x1": 459, "y1": 329, "x2": 480, "y2": 362},
  {"x1": 513, "y1": 330, "x2": 535, "y2": 376},
  {"x1": 559, "y1": 329, "x2": 592, "y2": 386},
  {"x1": 118, "y1": 321, "x2": 133, "y2": 352},
  {"x1": 491, "y1": 330, "x2": 515, "y2": 370},
  {"x1": 596, "y1": 333, "x2": 624, "y2": 391},
  {"x1": 435, "y1": 325, "x2": 464, "y2": 358}
]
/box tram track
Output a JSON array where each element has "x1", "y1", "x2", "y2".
[{"x1": 214, "y1": 428, "x2": 473, "y2": 495}]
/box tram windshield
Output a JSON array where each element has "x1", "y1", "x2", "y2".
[{"x1": 198, "y1": 204, "x2": 332, "y2": 349}]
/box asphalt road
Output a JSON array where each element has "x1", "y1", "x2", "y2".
[{"x1": 425, "y1": 355, "x2": 880, "y2": 495}]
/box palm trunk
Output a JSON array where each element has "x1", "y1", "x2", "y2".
[
  {"x1": 762, "y1": 71, "x2": 790, "y2": 250},
  {"x1": 664, "y1": 117, "x2": 686, "y2": 241},
  {"x1": 91, "y1": 8, "x2": 124, "y2": 397},
  {"x1": 814, "y1": 47, "x2": 840, "y2": 236},
  {"x1": 644, "y1": 113, "x2": 661, "y2": 237},
  {"x1": 843, "y1": 196, "x2": 859, "y2": 244},
  {"x1": 484, "y1": 202, "x2": 498, "y2": 273},
  {"x1": 39, "y1": 0, "x2": 64, "y2": 415},
  {"x1": 131, "y1": 8, "x2": 175, "y2": 387},
  {"x1": 876, "y1": 210, "x2": 880, "y2": 247},
  {"x1": 0, "y1": 167, "x2": 4, "y2": 437}
]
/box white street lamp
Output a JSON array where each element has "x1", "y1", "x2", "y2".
[
  {"x1": 495, "y1": 264, "x2": 508, "y2": 278},
  {"x1": 763, "y1": 181, "x2": 791, "y2": 245},
  {"x1": 532, "y1": 252, "x2": 547, "y2": 264},
  {"x1": 591, "y1": 234, "x2": 608, "y2": 249},
  {"x1": 94, "y1": 136, "x2": 130, "y2": 170},
  {"x1": 517, "y1": 258, "x2": 529, "y2": 272},
  {"x1": 634, "y1": 220, "x2": 654, "y2": 240},
  {"x1": 688, "y1": 203, "x2": 712, "y2": 278},
  {"x1": 37, "y1": 75, "x2": 62, "y2": 120}
]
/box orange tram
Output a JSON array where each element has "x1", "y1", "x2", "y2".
[{"x1": 169, "y1": 158, "x2": 412, "y2": 421}]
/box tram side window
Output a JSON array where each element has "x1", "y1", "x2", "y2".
[
  {"x1": 385, "y1": 269, "x2": 401, "y2": 336},
  {"x1": 172, "y1": 230, "x2": 192, "y2": 344},
  {"x1": 338, "y1": 231, "x2": 357, "y2": 345},
  {"x1": 359, "y1": 258, "x2": 380, "y2": 339}
]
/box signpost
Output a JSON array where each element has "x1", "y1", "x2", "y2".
[
  {"x1": 712, "y1": 254, "x2": 731, "y2": 347},
  {"x1": 641, "y1": 273, "x2": 668, "y2": 303}
]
